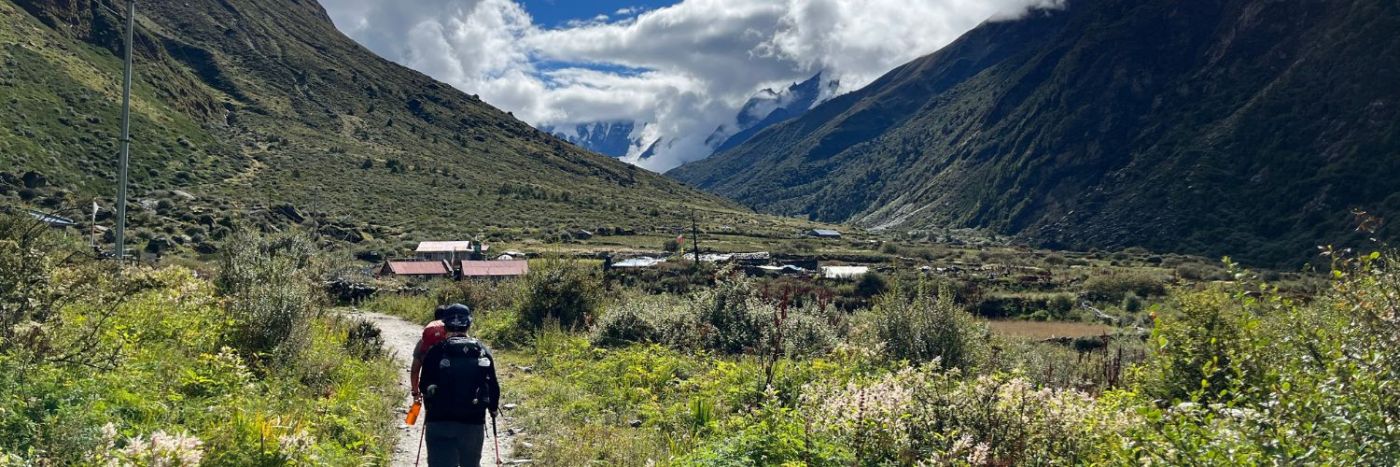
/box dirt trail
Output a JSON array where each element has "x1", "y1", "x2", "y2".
[{"x1": 347, "y1": 310, "x2": 518, "y2": 466}]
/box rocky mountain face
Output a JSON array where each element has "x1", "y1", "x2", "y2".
[
  {"x1": 542, "y1": 121, "x2": 638, "y2": 158},
  {"x1": 543, "y1": 73, "x2": 836, "y2": 164},
  {"x1": 0, "y1": 0, "x2": 739, "y2": 251},
  {"x1": 706, "y1": 73, "x2": 839, "y2": 154},
  {"x1": 671, "y1": 0, "x2": 1400, "y2": 266}
]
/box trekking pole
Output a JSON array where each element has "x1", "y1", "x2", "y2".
[
  {"x1": 413, "y1": 422, "x2": 426, "y2": 467},
  {"x1": 491, "y1": 412, "x2": 503, "y2": 466}
]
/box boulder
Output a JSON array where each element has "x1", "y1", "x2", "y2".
[
  {"x1": 20, "y1": 171, "x2": 46, "y2": 188},
  {"x1": 320, "y1": 224, "x2": 364, "y2": 243},
  {"x1": 354, "y1": 249, "x2": 384, "y2": 263},
  {"x1": 273, "y1": 203, "x2": 305, "y2": 223},
  {"x1": 144, "y1": 237, "x2": 174, "y2": 254}
]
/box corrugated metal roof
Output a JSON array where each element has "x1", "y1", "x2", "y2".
[
  {"x1": 810, "y1": 229, "x2": 842, "y2": 237},
  {"x1": 28, "y1": 210, "x2": 76, "y2": 228},
  {"x1": 461, "y1": 260, "x2": 528, "y2": 277},
  {"x1": 415, "y1": 241, "x2": 473, "y2": 253},
  {"x1": 386, "y1": 260, "x2": 451, "y2": 275},
  {"x1": 613, "y1": 257, "x2": 665, "y2": 268},
  {"x1": 821, "y1": 265, "x2": 869, "y2": 279}
]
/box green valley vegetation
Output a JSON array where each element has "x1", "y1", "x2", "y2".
[
  {"x1": 0, "y1": 0, "x2": 755, "y2": 260},
  {"x1": 670, "y1": 0, "x2": 1400, "y2": 267},
  {"x1": 0, "y1": 212, "x2": 399, "y2": 464},
  {"x1": 354, "y1": 249, "x2": 1397, "y2": 465}
]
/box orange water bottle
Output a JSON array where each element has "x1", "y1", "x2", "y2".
[{"x1": 405, "y1": 401, "x2": 422, "y2": 425}]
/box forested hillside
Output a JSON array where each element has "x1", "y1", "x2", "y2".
[{"x1": 671, "y1": 0, "x2": 1400, "y2": 266}]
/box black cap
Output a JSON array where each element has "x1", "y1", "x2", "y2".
[{"x1": 441, "y1": 303, "x2": 473, "y2": 330}]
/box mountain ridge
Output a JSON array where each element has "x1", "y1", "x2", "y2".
[
  {"x1": 671, "y1": 0, "x2": 1400, "y2": 265},
  {"x1": 0, "y1": 0, "x2": 745, "y2": 250}
]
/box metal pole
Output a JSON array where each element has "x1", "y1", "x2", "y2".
[{"x1": 114, "y1": 0, "x2": 135, "y2": 260}]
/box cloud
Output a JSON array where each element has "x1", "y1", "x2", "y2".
[{"x1": 321, "y1": 0, "x2": 1065, "y2": 171}]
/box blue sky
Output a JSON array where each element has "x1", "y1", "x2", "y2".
[{"x1": 518, "y1": 0, "x2": 673, "y2": 28}]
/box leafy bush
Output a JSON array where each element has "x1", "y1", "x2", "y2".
[
  {"x1": 859, "y1": 281, "x2": 988, "y2": 370},
  {"x1": 693, "y1": 276, "x2": 767, "y2": 354},
  {"x1": 431, "y1": 278, "x2": 517, "y2": 312},
  {"x1": 1133, "y1": 286, "x2": 1262, "y2": 403},
  {"x1": 216, "y1": 229, "x2": 323, "y2": 365},
  {"x1": 1121, "y1": 293, "x2": 1144, "y2": 313},
  {"x1": 854, "y1": 271, "x2": 889, "y2": 298},
  {"x1": 516, "y1": 258, "x2": 602, "y2": 329},
  {"x1": 590, "y1": 295, "x2": 666, "y2": 347}
]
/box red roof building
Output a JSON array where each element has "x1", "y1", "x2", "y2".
[
  {"x1": 460, "y1": 260, "x2": 529, "y2": 278},
  {"x1": 379, "y1": 260, "x2": 453, "y2": 278}
]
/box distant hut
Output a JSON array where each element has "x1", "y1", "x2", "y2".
[
  {"x1": 460, "y1": 260, "x2": 529, "y2": 280},
  {"x1": 821, "y1": 265, "x2": 869, "y2": 280},
  {"x1": 808, "y1": 229, "x2": 842, "y2": 239},
  {"x1": 379, "y1": 260, "x2": 453, "y2": 279}
]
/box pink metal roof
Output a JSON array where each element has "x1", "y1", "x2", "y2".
[
  {"x1": 460, "y1": 260, "x2": 528, "y2": 277},
  {"x1": 385, "y1": 260, "x2": 451, "y2": 276}
]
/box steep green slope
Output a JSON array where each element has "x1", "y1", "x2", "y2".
[
  {"x1": 671, "y1": 0, "x2": 1400, "y2": 266},
  {"x1": 0, "y1": 0, "x2": 743, "y2": 252}
]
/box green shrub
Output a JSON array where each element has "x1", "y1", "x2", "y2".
[
  {"x1": 778, "y1": 305, "x2": 840, "y2": 358},
  {"x1": 879, "y1": 242, "x2": 899, "y2": 255},
  {"x1": 516, "y1": 258, "x2": 602, "y2": 329},
  {"x1": 216, "y1": 229, "x2": 322, "y2": 365},
  {"x1": 854, "y1": 271, "x2": 889, "y2": 298},
  {"x1": 693, "y1": 274, "x2": 767, "y2": 354},
  {"x1": 1050, "y1": 294, "x2": 1075, "y2": 315},
  {"x1": 859, "y1": 281, "x2": 988, "y2": 370},
  {"x1": 431, "y1": 278, "x2": 517, "y2": 312},
  {"x1": 590, "y1": 295, "x2": 666, "y2": 347},
  {"x1": 1122, "y1": 293, "x2": 1144, "y2": 313},
  {"x1": 1133, "y1": 287, "x2": 1263, "y2": 403}
]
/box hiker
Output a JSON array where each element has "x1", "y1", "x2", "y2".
[
  {"x1": 410, "y1": 304, "x2": 451, "y2": 402},
  {"x1": 417, "y1": 304, "x2": 501, "y2": 467}
]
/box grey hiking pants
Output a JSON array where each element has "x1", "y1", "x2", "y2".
[{"x1": 425, "y1": 421, "x2": 486, "y2": 467}]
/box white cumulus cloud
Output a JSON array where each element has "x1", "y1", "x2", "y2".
[{"x1": 320, "y1": 0, "x2": 1065, "y2": 171}]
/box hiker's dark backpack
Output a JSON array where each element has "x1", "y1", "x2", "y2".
[{"x1": 421, "y1": 336, "x2": 494, "y2": 420}]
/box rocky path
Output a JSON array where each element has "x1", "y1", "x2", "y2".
[{"x1": 347, "y1": 310, "x2": 519, "y2": 466}]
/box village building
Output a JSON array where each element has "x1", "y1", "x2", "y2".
[
  {"x1": 808, "y1": 229, "x2": 842, "y2": 239},
  {"x1": 378, "y1": 260, "x2": 453, "y2": 279},
  {"x1": 821, "y1": 265, "x2": 870, "y2": 280},
  {"x1": 460, "y1": 260, "x2": 529, "y2": 279},
  {"x1": 415, "y1": 241, "x2": 479, "y2": 263}
]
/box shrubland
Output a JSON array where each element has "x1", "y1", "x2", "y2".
[
  {"x1": 367, "y1": 252, "x2": 1400, "y2": 465},
  {"x1": 0, "y1": 214, "x2": 398, "y2": 465}
]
